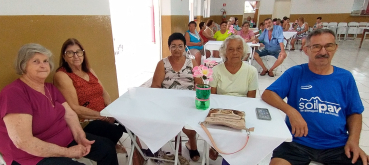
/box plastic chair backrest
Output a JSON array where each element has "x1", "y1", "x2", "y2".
[
  {"x1": 185, "y1": 46, "x2": 195, "y2": 59},
  {"x1": 348, "y1": 22, "x2": 359, "y2": 27},
  {"x1": 338, "y1": 22, "x2": 347, "y2": 27},
  {"x1": 322, "y1": 22, "x2": 329, "y2": 26},
  {"x1": 328, "y1": 22, "x2": 337, "y2": 27},
  {"x1": 359, "y1": 22, "x2": 367, "y2": 27}
]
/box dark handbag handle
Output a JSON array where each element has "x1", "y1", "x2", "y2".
[{"x1": 200, "y1": 123, "x2": 251, "y2": 155}]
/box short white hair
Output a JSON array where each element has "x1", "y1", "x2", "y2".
[
  {"x1": 14, "y1": 43, "x2": 54, "y2": 75},
  {"x1": 219, "y1": 35, "x2": 249, "y2": 61},
  {"x1": 229, "y1": 17, "x2": 235, "y2": 21}
]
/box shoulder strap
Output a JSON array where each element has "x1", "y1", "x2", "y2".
[{"x1": 200, "y1": 123, "x2": 250, "y2": 155}]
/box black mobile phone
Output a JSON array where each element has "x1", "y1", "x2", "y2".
[{"x1": 256, "y1": 108, "x2": 272, "y2": 120}]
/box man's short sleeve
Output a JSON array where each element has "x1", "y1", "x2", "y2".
[
  {"x1": 276, "y1": 26, "x2": 284, "y2": 43},
  {"x1": 258, "y1": 29, "x2": 265, "y2": 42},
  {"x1": 266, "y1": 68, "x2": 293, "y2": 99},
  {"x1": 346, "y1": 74, "x2": 364, "y2": 115},
  {"x1": 0, "y1": 86, "x2": 33, "y2": 119}
]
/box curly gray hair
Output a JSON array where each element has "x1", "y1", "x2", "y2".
[
  {"x1": 14, "y1": 43, "x2": 54, "y2": 75},
  {"x1": 219, "y1": 35, "x2": 249, "y2": 61}
]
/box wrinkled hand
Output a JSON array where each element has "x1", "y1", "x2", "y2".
[
  {"x1": 67, "y1": 144, "x2": 88, "y2": 159},
  {"x1": 75, "y1": 133, "x2": 95, "y2": 156},
  {"x1": 344, "y1": 140, "x2": 369, "y2": 164},
  {"x1": 252, "y1": 40, "x2": 257, "y2": 44},
  {"x1": 288, "y1": 110, "x2": 308, "y2": 137}
]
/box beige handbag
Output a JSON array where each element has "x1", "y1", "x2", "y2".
[{"x1": 200, "y1": 108, "x2": 254, "y2": 155}]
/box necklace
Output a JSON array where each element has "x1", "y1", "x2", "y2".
[{"x1": 44, "y1": 87, "x2": 54, "y2": 107}]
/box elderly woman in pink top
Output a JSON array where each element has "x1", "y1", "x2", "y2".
[
  {"x1": 237, "y1": 21, "x2": 256, "y2": 42},
  {"x1": 0, "y1": 43, "x2": 117, "y2": 165}
]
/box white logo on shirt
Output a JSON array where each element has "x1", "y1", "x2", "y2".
[
  {"x1": 301, "y1": 85, "x2": 313, "y2": 89},
  {"x1": 299, "y1": 96, "x2": 341, "y2": 117}
]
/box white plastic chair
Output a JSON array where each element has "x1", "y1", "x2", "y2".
[
  {"x1": 358, "y1": 22, "x2": 368, "y2": 34},
  {"x1": 347, "y1": 22, "x2": 359, "y2": 39},
  {"x1": 185, "y1": 46, "x2": 196, "y2": 60},
  {"x1": 322, "y1": 22, "x2": 329, "y2": 29},
  {"x1": 328, "y1": 22, "x2": 337, "y2": 27},
  {"x1": 337, "y1": 22, "x2": 348, "y2": 40}
]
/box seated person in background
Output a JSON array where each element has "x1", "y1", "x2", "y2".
[
  {"x1": 227, "y1": 19, "x2": 238, "y2": 34},
  {"x1": 313, "y1": 16, "x2": 323, "y2": 30},
  {"x1": 199, "y1": 21, "x2": 207, "y2": 43},
  {"x1": 273, "y1": 18, "x2": 278, "y2": 25},
  {"x1": 263, "y1": 29, "x2": 369, "y2": 165},
  {"x1": 237, "y1": 21, "x2": 256, "y2": 42},
  {"x1": 151, "y1": 33, "x2": 219, "y2": 162},
  {"x1": 233, "y1": 17, "x2": 241, "y2": 31},
  {"x1": 254, "y1": 22, "x2": 265, "y2": 36},
  {"x1": 54, "y1": 38, "x2": 127, "y2": 153},
  {"x1": 290, "y1": 17, "x2": 308, "y2": 51},
  {"x1": 283, "y1": 17, "x2": 290, "y2": 31},
  {"x1": 276, "y1": 18, "x2": 282, "y2": 26},
  {"x1": 246, "y1": 16, "x2": 254, "y2": 27},
  {"x1": 185, "y1": 21, "x2": 204, "y2": 65},
  {"x1": 203, "y1": 19, "x2": 220, "y2": 58},
  {"x1": 0, "y1": 43, "x2": 118, "y2": 165},
  {"x1": 210, "y1": 35, "x2": 258, "y2": 98},
  {"x1": 214, "y1": 21, "x2": 231, "y2": 41},
  {"x1": 252, "y1": 18, "x2": 287, "y2": 77}
]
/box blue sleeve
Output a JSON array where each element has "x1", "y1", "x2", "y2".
[
  {"x1": 258, "y1": 30, "x2": 265, "y2": 42},
  {"x1": 276, "y1": 26, "x2": 284, "y2": 43},
  {"x1": 266, "y1": 68, "x2": 293, "y2": 99},
  {"x1": 346, "y1": 74, "x2": 364, "y2": 115}
]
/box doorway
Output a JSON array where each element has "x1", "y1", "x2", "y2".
[{"x1": 109, "y1": 0, "x2": 162, "y2": 95}]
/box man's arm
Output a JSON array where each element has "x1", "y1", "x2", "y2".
[
  {"x1": 262, "y1": 90, "x2": 308, "y2": 137},
  {"x1": 344, "y1": 113, "x2": 368, "y2": 164}
]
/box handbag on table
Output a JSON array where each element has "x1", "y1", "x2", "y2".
[{"x1": 200, "y1": 108, "x2": 254, "y2": 155}]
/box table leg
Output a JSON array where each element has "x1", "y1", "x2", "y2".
[
  {"x1": 249, "y1": 46, "x2": 256, "y2": 65},
  {"x1": 174, "y1": 132, "x2": 181, "y2": 165},
  {"x1": 126, "y1": 129, "x2": 148, "y2": 164},
  {"x1": 201, "y1": 139, "x2": 207, "y2": 165},
  {"x1": 359, "y1": 30, "x2": 368, "y2": 48},
  {"x1": 206, "y1": 143, "x2": 210, "y2": 165}
]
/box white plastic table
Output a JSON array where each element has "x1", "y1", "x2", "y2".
[
  {"x1": 101, "y1": 87, "x2": 292, "y2": 165},
  {"x1": 283, "y1": 31, "x2": 297, "y2": 50}
]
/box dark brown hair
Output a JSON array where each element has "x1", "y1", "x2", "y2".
[
  {"x1": 220, "y1": 21, "x2": 228, "y2": 26},
  {"x1": 59, "y1": 38, "x2": 90, "y2": 73},
  {"x1": 206, "y1": 19, "x2": 214, "y2": 27}
]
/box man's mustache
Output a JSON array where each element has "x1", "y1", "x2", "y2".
[{"x1": 315, "y1": 54, "x2": 329, "y2": 58}]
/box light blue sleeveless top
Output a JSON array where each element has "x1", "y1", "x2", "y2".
[{"x1": 186, "y1": 30, "x2": 203, "y2": 51}]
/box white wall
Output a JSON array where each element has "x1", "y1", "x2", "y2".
[
  {"x1": 273, "y1": 0, "x2": 291, "y2": 18},
  {"x1": 0, "y1": 0, "x2": 110, "y2": 15},
  {"x1": 259, "y1": 0, "x2": 275, "y2": 14},
  {"x1": 290, "y1": 0, "x2": 355, "y2": 14},
  {"x1": 210, "y1": 0, "x2": 245, "y2": 15},
  {"x1": 162, "y1": 0, "x2": 189, "y2": 15}
]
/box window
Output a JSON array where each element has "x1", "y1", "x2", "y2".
[
  {"x1": 244, "y1": 1, "x2": 257, "y2": 13},
  {"x1": 351, "y1": 0, "x2": 369, "y2": 15}
]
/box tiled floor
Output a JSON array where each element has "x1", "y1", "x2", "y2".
[{"x1": 79, "y1": 39, "x2": 369, "y2": 165}]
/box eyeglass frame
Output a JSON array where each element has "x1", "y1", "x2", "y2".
[
  {"x1": 305, "y1": 43, "x2": 337, "y2": 53},
  {"x1": 64, "y1": 50, "x2": 85, "y2": 58},
  {"x1": 169, "y1": 45, "x2": 185, "y2": 50}
]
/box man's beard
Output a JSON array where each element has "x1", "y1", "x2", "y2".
[{"x1": 267, "y1": 26, "x2": 273, "y2": 30}]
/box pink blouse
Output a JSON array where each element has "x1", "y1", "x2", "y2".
[{"x1": 237, "y1": 30, "x2": 255, "y2": 40}]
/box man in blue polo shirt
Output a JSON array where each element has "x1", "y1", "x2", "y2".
[
  {"x1": 253, "y1": 18, "x2": 287, "y2": 77},
  {"x1": 262, "y1": 29, "x2": 368, "y2": 165}
]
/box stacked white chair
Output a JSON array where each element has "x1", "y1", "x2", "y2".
[
  {"x1": 347, "y1": 22, "x2": 359, "y2": 39},
  {"x1": 337, "y1": 22, "x2": 348, "y2": 41},
  {"x1": 322, "y1": 22, "x2": 329, "y2": 29},
  {"x1": 327, "y1": 22, "x2": 338, "y2": 34},
  {"x1": 358, "y1": 22, "x2": 368, "y2": 34}
]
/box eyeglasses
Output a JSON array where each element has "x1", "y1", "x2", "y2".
[
  {"x1": 65, "y1": 50, "x2": 84, "y2": 58},
  {"x1": 306, "y1": 43, "x2": 337, "y2": 53},
  {"x1": 170, "y1": 45, "x2": 184, "y2": 50}
]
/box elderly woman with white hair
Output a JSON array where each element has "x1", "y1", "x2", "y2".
[
  {"x1": 0, "y1": 43, "x2": 118, "y2": 165},
  {"x1": 210, "y1": 35, "x2": 258, "y2": 98}
]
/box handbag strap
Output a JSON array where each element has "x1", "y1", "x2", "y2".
[{"x1": 200, "y1": 123, "x2": 250, "y2": 155}]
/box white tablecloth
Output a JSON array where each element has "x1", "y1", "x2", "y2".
[
  {"x1": 102, "y1": 87, "x2": 291, "y2": 165},
  {"x1": 283, "y1": 31, "x2": 297, "y2": 40}
]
